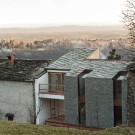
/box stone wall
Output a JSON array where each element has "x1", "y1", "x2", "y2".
[
  {"x1": 0, "y1": 81, "x2": 34, "y2": 123},
  {"x1": 121, "y1": 77, "x2": 128, "y2": 125},
  {"x1": 127, "y1": 71, "x2": 135, "y2": 126},
  {"x1": 64, "y1": 76, "x2": 79, "y2": 125},
  {"x1": 85, "y1": 77, "x2": 114, "y2": 128},
  {"x1": 64, "y1": 75, "x2": 130, "y2": 128}
]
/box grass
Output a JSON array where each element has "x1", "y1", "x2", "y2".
[{"x1": 0, "y1": 121, "x2": 134, "y2": 135}]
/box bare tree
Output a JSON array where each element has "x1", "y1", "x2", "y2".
[
  {"x1": 122, "y1": 0, "x2": 135, "y2": 60},
  {"x1": 122, "y1": 0, "x2": 135, "y2": 126},
  {"x1": 36, "y1": 101, "x2": 44, "y2": 120}
]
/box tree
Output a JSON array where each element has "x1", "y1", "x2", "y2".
[
  {"x1": 122, "y1": 0, "x2": 135, "y2": 60},
  {"x1": 1, "y1": 40, "x2": 5, "y2": 48},
  {"x1": 122, "y1": 0, "x2": 135, "y2": 126},
  {"x1": 107, "y1": 49, "x2": 121, "y2": 60}
]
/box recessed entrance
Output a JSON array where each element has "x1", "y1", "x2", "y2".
[{"x1": 114, "y1": 80, "x2": 122, "y2": 126}]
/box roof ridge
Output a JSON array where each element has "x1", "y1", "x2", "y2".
[{"x1": 84, "y1": 59, "x2": 131, "y2": 61}]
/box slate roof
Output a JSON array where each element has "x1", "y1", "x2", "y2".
[
  {"x1": 47, "y1": 48, "x2": 131, "y2": 78},
  {"x1": 47, "y1": 48, "x2": 97, "y2": 69},
  {"x1": 126, "y1": 62, "x2": 135, "y2": 71},
  {"x1": 0, "y1": 59, "x2": 52, "y2": 81}
]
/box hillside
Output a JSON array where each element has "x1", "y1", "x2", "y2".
[
  {"x1": 0, "y1": 121, "x2": 134, "y2": 135},
  {"x1": 0, "y1": 25, "x2": 128, "y2": 42}
]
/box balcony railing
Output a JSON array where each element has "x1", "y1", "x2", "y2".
[{"x1": 39, "y1": 84, "x2": 64, "y2": 94}]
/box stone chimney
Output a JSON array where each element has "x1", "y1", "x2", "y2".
[{"x1": 7, "y1": 54, "x2": 15, "y2": 65}]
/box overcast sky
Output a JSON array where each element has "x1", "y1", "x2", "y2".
[{"x1": 0, "y1": 0, "x2": 127, "y2": 27}]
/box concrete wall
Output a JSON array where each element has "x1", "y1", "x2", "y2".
[
  {"x1": 121, "y1": 77, "x2": 128, "y2": 125},
  {"x1": 64, "y1": 76, "x2": 79, "y2": 125},
  {"x1": 35, "y1": 72, "x2": 47, "y2": 124},
  {"x1": 85, "y1": 77, "x2": 114, "y2": 128},
  {"x1": 127, "y1": 71, "x2": 135, "y2": 126},
  {"x1": 0, "y1": 81, "x2": 34, "y2": 123},
  {"x1": 37, "y1": 98, "x2": 50, "y2": 125}
]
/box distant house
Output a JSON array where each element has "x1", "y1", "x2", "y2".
[
  {"x1": 0, "y1": 54, "x2": 51, "y2": 123},
  {"x1": 35, "y1": 48, "x2": 132, "y2": 128}
]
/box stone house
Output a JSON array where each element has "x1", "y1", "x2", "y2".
[
  {"x1": 35, "y1": 48, "x2": 132, "y2": 128},
  {"x1": 126, "y1": 62, "x2": 135, "y2": 126},
  {"x1": 0, "y1": 54, "x2": 51, "y2": 123}
]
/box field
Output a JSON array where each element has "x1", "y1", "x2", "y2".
[
  {"x1": 0, "y1": 121, "x2": 134, "y2": 135},
  {"x1": 0, "y1": 25, "x2": 128, "y2": 42}
]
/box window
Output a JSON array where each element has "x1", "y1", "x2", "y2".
[
  {"x1": 78, "y1": 78, "x2": 86, "y2": 125},
  {"x1": 114, "y1": 80, "x2": 122, "y2": 126},
  {"x1": 5, "y1": 113, "x2": 14, "y2": 121},
  {"x1": 8, "y1": 116, "x2": 14, "y2": 121},
  {"x1": 48, "y1": 72, "x2": 64, "y2": 92}
]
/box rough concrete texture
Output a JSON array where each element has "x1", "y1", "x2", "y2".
[
  {"x1": 64, "y1": 76, "x2": 79, "y2": 125},
  {"x1": 0, "y1": 81, "x2": 34, "y2": 123},
  {"x1": 121, "y1": 78, "x2": 128, "y2": 125},
  {"x1": 85, "y1": 77, "x2": 114, "y2": 128},
  {"x1": 127, "y1": 71, "x2": 135, "y2": 126}
]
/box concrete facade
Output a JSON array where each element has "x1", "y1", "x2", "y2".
[
  {"x1": 0, "y1": 81, "x2": 34, "y2": 123},
  {"x1": 63, "y1": 76, "x2": 128, "y2": 128},
  {"x1": 64, "y1": 76, "x2": 79, "y2": 125},
  {"x1": 127, "y1": 71, "x2": 135, "y2": 126},
  {"x1": 121, "y1": 77, "x2": 128, "y2": 125},
  {"x1": 85, "y1": 77, "x2": 114, "y2": 128}
]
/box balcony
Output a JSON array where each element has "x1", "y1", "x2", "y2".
[{"x1": 39, "y1": 84, "x2": 64, "y2": 95}]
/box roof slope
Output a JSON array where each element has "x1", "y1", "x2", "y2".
[
  {"x1": 66, "y1": 60, "x2": 131, "y2": 78},
  {"x1": 47, "y1": 48, "x2": 131, "y2": 78},
  {"x1": 47, "y1": 48, "x2": 97, "y2": 69},
  {"x1": 0, "y1": 59, "x2": 51, "y2": 81}
]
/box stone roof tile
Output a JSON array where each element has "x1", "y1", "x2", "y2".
[
  {"x1": 0, "y1": 59, "x2": 52, "y2": 81},
  {"x1": 47, "y1": 48, "x2": 131, "y2": 78}
]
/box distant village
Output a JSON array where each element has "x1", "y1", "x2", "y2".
[
  {"x1": 0, "y1": 36, "x2": 135, "y2": 130},
  {"x1": 0, "y1": 38, "x2": 130, "y2": 59},
  {"x1": 0, "y1": 38, "x2": 128, "y2": 49}
]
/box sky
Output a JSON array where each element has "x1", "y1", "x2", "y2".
[{"x1": 0, "y1": 0, "x2": 127, "y2": 28}]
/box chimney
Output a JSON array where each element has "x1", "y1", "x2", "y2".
[{"x1": 7, "y1": 54, "x2": 15, "y2": 65}]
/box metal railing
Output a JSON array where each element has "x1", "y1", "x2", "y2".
[{"x1": 39, "y1": 84, "x2": 64, "y2": 93}]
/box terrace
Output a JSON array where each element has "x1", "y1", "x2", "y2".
[
  {"x1": 38, "y1": 72, "x2": 65, "y2": 98},
  {"x1": 39, "y1": 83, "x2": 64, "y2": 95}
]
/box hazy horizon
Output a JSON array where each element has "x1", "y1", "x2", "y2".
[
  {"x1": 0, "y1": 0, "x2": 127, "y2": 28},
  {"x1": 0, "y1": 25, "x2": 128, "y2": 42},
  {"x1": 0, "y1": 23, "x2": 125, "y2": 29}
]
